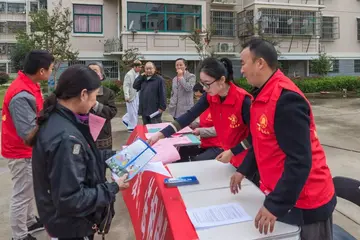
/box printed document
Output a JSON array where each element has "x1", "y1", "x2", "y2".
[{"x1": 186, "y1": 203, "x2": 252, "y2": 229}]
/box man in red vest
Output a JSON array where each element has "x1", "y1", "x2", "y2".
[
  {"x1": 1, "y1": 50, "x2": 54, "y2": 240},
  {"x1": 230, "y1": 38, "x2": 336, "y2": 239}
]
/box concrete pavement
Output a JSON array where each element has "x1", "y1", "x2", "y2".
[{"x1": 0, "y1": 98, "x2": 359, "y2": 240}]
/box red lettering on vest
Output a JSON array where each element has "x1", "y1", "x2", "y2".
[
  {"x1": 1, "y1": 71, "x2": 44, "y2": 159},
  {"x1": 251, "y1": 70, "x2": 334, "y2": 209},
  {"x1": 207, "y1": 82, "x2": 252, "y2": 167}
]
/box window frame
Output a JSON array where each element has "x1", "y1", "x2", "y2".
[
  {"x1": 127, "y1": 2, "x2": 202, "y2": 32},
  {"x1": 73, "y1": 4, "x2": 103, "y2": 34},
  {"x1": 211, "y1": 11, "x2": 235, "y2": 37},
  {"x1": 354, "y1": 60, "x2": 360, "y2": 73}
]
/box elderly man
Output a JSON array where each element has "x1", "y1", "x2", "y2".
[{"x1": 122, "y1": 60, "x2": 142, "y2": 132}]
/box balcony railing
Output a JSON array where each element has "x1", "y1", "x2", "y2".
[
  {"x1": 238, "y1": 9, "x2": 322, "y2": 37},
  {"x1": 211, "y1": 0, "x2": 236, "y2": 5},
  {"x1": 104, "y1": 37, "x2": 123, "y2": 54},
  {"x1": 243, "y1": 0, "x2": 324, "y2": 6}
]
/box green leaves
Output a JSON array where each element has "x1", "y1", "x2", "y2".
[{"x1": 11, "y1": 4, "x2": 78, "y2": 73}]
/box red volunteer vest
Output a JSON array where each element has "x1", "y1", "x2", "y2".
[
  {"x1": 207, "y1": 82, "x2": 252, "y2": 167},
  {"x1": 1, "y1": 71, "x2": 44, "y2": 159},
  {"x1": 198, "y1": 108, "x2": 221, "y2": 149},
  {"x1": 251, "y1": 70, "x2": 334, "y2": 209}
]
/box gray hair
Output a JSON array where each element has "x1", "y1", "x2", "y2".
[{"x1": 88, "y1": 61, "x2": 106, "y2": 80}]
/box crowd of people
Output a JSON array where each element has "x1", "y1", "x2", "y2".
[{"x1": 1, "y1": 37, "x2": 336, "y2": 240}]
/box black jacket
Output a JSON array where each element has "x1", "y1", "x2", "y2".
[
  {"x1": 32, "y1": 104, "x2": 119, "y2": 238},
  {"x1": 91, "y1": 86, "x2": 117, "y2": 149},
  {"x1": 133, "y1": 74, "x2": 166, "y2": 116}
]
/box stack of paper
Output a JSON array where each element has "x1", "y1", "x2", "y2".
[
  {"x1": 151, "y1": 140, "x2": 181, "y2": 163},
  {"x1": 186, "y1": 203, "x2": 252, "y2": 230}
]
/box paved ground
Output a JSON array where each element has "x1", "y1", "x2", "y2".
[{"x1": 0, "y1": 98, "x2": 360, "y2": 240}]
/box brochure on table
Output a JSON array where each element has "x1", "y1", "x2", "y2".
[{"x1": 105, "y1": 138, "x2": 156, "y2": 181}]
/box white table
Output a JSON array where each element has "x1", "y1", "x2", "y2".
[
  {"x1": 181, "y1": 185, "x2": 300, "y2": 240},
  {"x1": 167, "y1": 161, "x2": 301, "y2": 240},
  {"x1": 167, "y1": 160, "x2": 253, "y2": 194}
]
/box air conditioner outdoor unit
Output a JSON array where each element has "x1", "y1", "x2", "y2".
[
  {"x1": 212, "y1": 0, "x2": 223, "y2": 3},
  {"x1": 218, "y1": 42, "x2": 234, "y2": 52}
]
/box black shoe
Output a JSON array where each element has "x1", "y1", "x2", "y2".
[
  {"x1": 28, "y1": 217, "x2": 44, "y2": 234},
  {"x1": 24, "y1": 234, "x2": 37, "y2": 240},
  {"x1": 12, "y1": 234, "x2": 37, "y2": 240}
]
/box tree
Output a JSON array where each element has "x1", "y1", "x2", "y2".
[
  {"x1": 0, "y1": 72, "x2": 10, "y2": 85},
  {"x1": 119, "y1": 48, "x2": 143, "y2": 74},
  {"x1": 10, "y1": 3, "x2": 78, "y2": 81},
  {"x1": 180, "y1": 26, "x2": 216, "y2": 62},
  {"x1": 310, "y1": 52, "x2": 334, "y2": 76}
]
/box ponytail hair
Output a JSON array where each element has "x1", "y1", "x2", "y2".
[
  {"x1": 219, "y1": 57, "x2": 234, "y2": 82},
  {"x1": 26, "y1": 64, "x2": 101, "y2": 146}
]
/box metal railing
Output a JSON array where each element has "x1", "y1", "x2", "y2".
[{"x1": 104, "y1": 37, "x2": 123, "y2": 53}]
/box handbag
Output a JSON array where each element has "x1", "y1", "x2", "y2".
[{"x1": 92, "y1": 202, "x2": 115, "y2": 240}]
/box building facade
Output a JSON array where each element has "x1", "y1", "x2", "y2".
[
  {"x1": 0, "y1": 0, "x2": 44, "y2": 74},
  {"x1": 2, "y1": 0, "x2": 360, "y2": 79}
]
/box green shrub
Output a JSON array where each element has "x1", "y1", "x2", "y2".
[
  {"x1": 234, "y1": 76, "x2": 360, "y2": 94},
  {"x1": 0, "y1": 72, "x2": 10, "y2": 85}
]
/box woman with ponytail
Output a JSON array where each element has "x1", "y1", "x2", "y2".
[
  {"x1": 30, "y1": 65, "x2": 129, "y2": 240},
  {"x1": 147, "y1": 57, "x2": 254, "y2": 171}
]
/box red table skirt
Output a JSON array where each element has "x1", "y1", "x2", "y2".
[{"x1": 122, "y1": 125, "x2": 199, "y2": 240}]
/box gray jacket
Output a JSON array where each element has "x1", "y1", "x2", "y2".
[
  {"x1": 123, "y1": 68, "x2": 139, "y2": 102},
  {"x1": 190, "y1": 119, "x2": 217, "y2": 138},
  {"x1": 168, "y1": 71, "x2": 196, "y2": 118}
]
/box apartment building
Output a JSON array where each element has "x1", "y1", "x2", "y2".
[
  {"x1": 3, "y1": 0, "x2": 360, "y2": 78},
  {"x1": 0, "y1": 0, "x2": 43, "y2": 73}
]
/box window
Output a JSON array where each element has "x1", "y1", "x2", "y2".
[
  {"x1": 68, "y1": 60, "x2": 86, "y2": 66},
  {"x1": 73, "y1": 4, "x2": 103, "y2": 34},
  {"x1": 357, "y1": 19, "x2": 360, "y2": 41},
  {"x1": 0, "y1": 63, "x2": 6, "y2": 72},
  {"x1": 354, "y1": 60, "x2": 360, "y2": 73},
  {"x1": 7, "y1": 21, "x2": 26, "y2": 33},
  {"x1": 0, "y1": 43, "x2": 15, "y2": 56},
  {"x1": 102, "y1": 61, "x2": 119, "y2": 79},
  {"x1": 30, "y1": 2, "x2": 38, "y2": 12},
  {"x1": 211, "y1": 11, "x2": 235, "y2": 37},
  {"x1": 258, "y1": 9, "x2": 318, "y2": 36},
  {"x1": 321, "y1": 16, "x2": 339, "y2": 39},
  {"x1": 0, "y1": 22, "x2": 5, "y2": 33},
  {"x1": 127, "y1": 2, "x2": 201, "y2": 32},
  {"x1": 7, "y1": 3, "x2": 25, "y2": 13},
  {"x1": 330, "y1": 60, "x2": 339, "y2": 73},
  {"x1": 0, "y1": 2, "x2": 5, "y2": 13},
  {"x1": 309, "y1": 59, "x2": 339, "y2": 74}
]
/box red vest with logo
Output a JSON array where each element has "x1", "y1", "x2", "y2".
[
  {"x1": 207, "y1": 82, "x2": 252, "y2": 167},
  {"x1": 251, "y1": 70, "x2": 334, "y2": 209},
  {"x1": 1, "y1": 71, "x2": 44, "y2": 159},
  {"x1": 198, "y1": 108, "x2": 221, "y2": 149}
]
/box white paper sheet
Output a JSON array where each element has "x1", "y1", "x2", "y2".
[
  {"x1": 142, "y1": 162, "x2": 171, "y2": 177},
  {"x1": 186, "y1": 203, "x2": 252, "y2": 230}
]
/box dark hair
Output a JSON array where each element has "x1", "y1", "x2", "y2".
[
  {"x1": 193, "y1": 82, "x2": 205, "y2": 93},
  {"x1": 132, "y1": 60, "x2": 142, "y2": 67},
  {"x1": 199, "y1": 57, "x2": 234, "y2": 83},
  {"x1": 88, "y1": 61, "x2": 106, "y2": 80},
  {"x1": 175, "y1": 58, "x2": 188, "y2": 70},
  {"x1": 23, "y1": 50, "x2": 54, "y2": 75},
  {"x1": 26, "y1": 65, "x2": 101, "y2": 146},
  {"x1": 242, "y1": 37, "x2": 278, "y2": 70}
]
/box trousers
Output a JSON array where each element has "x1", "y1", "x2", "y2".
[{"x1": 8, "y1": 158, "x2": 37, "y2": 240}]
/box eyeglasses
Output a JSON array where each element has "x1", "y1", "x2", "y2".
[{"x1": 199, "y1": 80, "x2": 217, "y2": 89}]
